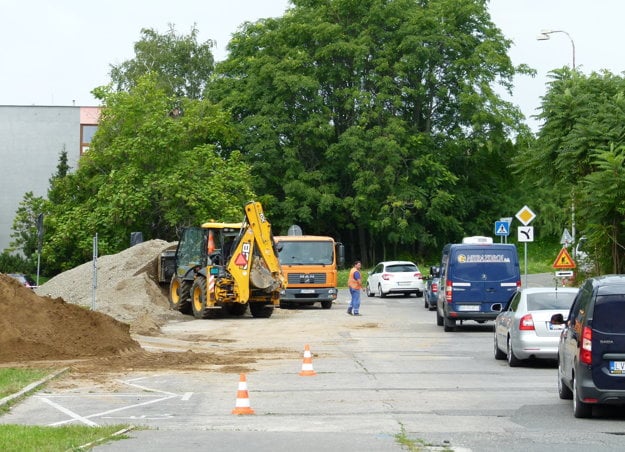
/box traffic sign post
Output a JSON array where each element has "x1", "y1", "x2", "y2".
[
  {"x1": 553, "y1": 247, "x2": 576, "y2": 287},
  {"x1": 515, "y1": 206, "x2": 536, "y2": 287}
]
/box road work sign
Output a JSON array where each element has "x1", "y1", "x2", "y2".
[{"x1": 553, "y1": 247, "x2": 576, "y2": 269}]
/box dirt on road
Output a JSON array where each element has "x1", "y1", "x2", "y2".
[{"x1": 0, "y1": 241, "x2": 313, "y2": 379}]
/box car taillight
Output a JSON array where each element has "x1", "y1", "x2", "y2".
[
  {"x1": 580, "y1": 326, "x2": 592, "y2": 365},
  {"x1": 382, "y1": 273, "x2": 391, "y2": 280},
  {"x1": 415, "y1": 272, "x2": 422, "y2": 280},
  {"x1": 432, "y1": 282, "x2": 438, "y2": 293},
  {"x1": 516, "y1": 280, "x2": 521, "y2": 289},
  {"x1": 519, "y1": 313, "x2": 535, "y2": 331},
  {"x1": 445, "y1": 280, "x2": 452, "y2": 302}
]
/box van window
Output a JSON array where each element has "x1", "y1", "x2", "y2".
[
  {"x1": 452, "y1": 250, "x2": 517, "y2": 280},
  {"x1": 593, "y1": 295, "x2": 625, "y2": 333}
]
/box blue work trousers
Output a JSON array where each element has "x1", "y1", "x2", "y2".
[{"x1": 349, "y1": 288, "x2": 361, "y2": 314}]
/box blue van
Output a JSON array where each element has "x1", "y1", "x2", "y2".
[{"x1": 436, "y1": 236, "x2": 521, "y2": 332}]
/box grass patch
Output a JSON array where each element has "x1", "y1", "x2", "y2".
[
  {"x1": 0, "y1": 368, "x2": 49, "y2": 400},
  {"x1": 0, "y1": 368, "x2": 135, "y2": 450},
  {"x1": 0, "y1": 424, "x2": 132, "y2": 451}
]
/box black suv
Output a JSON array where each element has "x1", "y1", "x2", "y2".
[{"x1": 551, "y1": 275, "x2": 625, "y2": 418}]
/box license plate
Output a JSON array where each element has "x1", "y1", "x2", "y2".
[
  {"x1": 301, "y1": 289, "x2": 316, "y2": 294},
  {"x1": 547, "y1": 322, "x2": 564, "y2": 331},
  {"x1": 609, "y1": 361, "x2": 625, "y2": 374},
  {"x1": 457, "y1": 304, "x2": 480, "y2": 312}
]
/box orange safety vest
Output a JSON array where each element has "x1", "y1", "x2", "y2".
[{"x1": 348, "y1": 267, "x2": 362, "y2": 290}]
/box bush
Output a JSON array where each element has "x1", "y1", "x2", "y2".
[{"x1": 0, "y1": 251, "x2": 35, "y2": 275}]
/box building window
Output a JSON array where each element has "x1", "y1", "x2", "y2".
[{"x1": 80, "y1": 124, "x2": 98, "y2": 155}]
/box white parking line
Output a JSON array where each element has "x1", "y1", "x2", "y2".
[
  {"x1": 40, "y1": 375, "x2": 183, "y2": 427},
  {"x1": 39, "y1": 397, "x2": 99, "y2": 426}
]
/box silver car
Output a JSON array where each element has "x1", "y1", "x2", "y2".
[
  {"x1": 494, "y1": 287, "x2": 578, "y2": 366},
  {"x1": 365, "y1": 261, "x2": 425, "y2": 298}
]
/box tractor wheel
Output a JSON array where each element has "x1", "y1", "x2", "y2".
[
  {"x1": 191, "y1": 276, "x2": 220, "y2": 319},
  {"x1": 169, "y1": 275, "x2": 192, "y2": 314},
  {"x1": 225, "y1": 303, "x2": 247, "y2": 316},
  {"x1": 250, "y1": 302, "x2": 274, "y2": 318}
]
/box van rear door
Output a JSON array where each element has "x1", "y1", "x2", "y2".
[
  {"x1": 590, "y1": 292, "x2": 625, "y2": 390},
  {"x1": 449, "y1": 246, "x2": 519, "y2": 312}
]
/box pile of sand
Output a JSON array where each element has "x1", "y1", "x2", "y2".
[
  {"x1": 35, "y1": 240, "x2": 184, "y2": 335},
  {"x1": 0, "y1": 274, "x2": 141, "y2": 362}
]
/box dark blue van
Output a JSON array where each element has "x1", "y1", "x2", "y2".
[{"x1": 436, "y1": 236, "x2": 521, "y2": 332}]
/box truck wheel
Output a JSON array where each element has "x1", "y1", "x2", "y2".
[
  {"x1": 169, "y1": 275, "x2": 192, "y2": 314},
  {"x1": 493, "y1": 332, "x2": 506, "y2": 360},
  {"x1": 572, "y1": 375, "x2": 592, "y2": 418},
  {"x1": 506, "y1": 336, "x2": 521, "y2": 367},
  {"x1": 558, "y1": 363, "x2": 573, "y2": 400},
  {"x1": 443, "y1": 316, "x2": 456, "y2": 332},
  {"x1": 436, "y1": 309, "x2": 443, "y2": 326},
  {"x1": 321, "y1": 300, "x2": 332, "y2": 309},
  {"x1": 191, "y1": 276, "x2": 218, "y2": 319},
  {"x1": 250, "y1": 303, "x2": 274, "y2": 318}
]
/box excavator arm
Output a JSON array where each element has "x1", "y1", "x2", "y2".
[{"x1": 224, "y1": 201, "x2": 284, "y2": 303}]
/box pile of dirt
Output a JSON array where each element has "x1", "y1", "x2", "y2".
[
  {"x1": 0, "y1": 274, "x2": 141, "y2": 363},
  {"x1": 36, "y1": 240, "x2": 183, "y2": 334}
]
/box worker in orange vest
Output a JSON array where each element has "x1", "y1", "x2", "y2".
[{"x1": 347, "y1": 260, "x2": 363, "y2": 316}]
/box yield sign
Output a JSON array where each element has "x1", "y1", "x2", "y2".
[{"x1": 553, "y1": 247, "x2": 576, "y2": 269}]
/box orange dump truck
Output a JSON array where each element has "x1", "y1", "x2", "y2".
[{"x1": 274, "y1": 233, "x2": 345, "y2": 309}]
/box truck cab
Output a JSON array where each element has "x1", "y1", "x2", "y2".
[{"x1": 274, "y1": 234, "x2": 345, "y2": 309}]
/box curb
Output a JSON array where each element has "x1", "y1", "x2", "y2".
[{"x1": 0, "y1": 367, "x2": 69, "y2": 407}]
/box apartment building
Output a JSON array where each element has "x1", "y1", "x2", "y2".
[{"x1": 0, "y1": 105, "x2": 99, "y2": 252}]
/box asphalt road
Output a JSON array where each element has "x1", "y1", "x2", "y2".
[{"x1": 2, "y1": 273, "x2": 624, "y2": 451}]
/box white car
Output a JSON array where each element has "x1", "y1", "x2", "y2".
[
  {"x1": 365, "y1": 261, "x2": 425, "y2": 298},
  {"x1": 494, "y1": 287, "x2": 579, "y2": 366}
]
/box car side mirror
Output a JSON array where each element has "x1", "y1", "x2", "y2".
[{"x1": 550, "y1": 313, "x2": 565, "y2": 325}]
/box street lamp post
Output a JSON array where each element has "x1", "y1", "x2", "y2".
[
  {"x1": 537, "y1": 29, "x2": 577, "y2": 250},
  {"x1": 537, "y1": 29, "x2": 576, "y2": 70}
]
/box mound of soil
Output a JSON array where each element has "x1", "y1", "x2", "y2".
[
  {"x1": 0, "y1": 274, "x2": 140, "y2": 363},
  {"x1": 36, "y1": 240, "x2": 183, "y2": 334}
]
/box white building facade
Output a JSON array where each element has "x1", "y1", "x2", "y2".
[{"x1": 0, "y1": 105, "x2": 99, "y2": 252}]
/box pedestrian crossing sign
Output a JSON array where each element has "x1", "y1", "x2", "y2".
[
  {"x1": 494, "y1": 221, "x2": 510, "y2": 236},
  {"x1": 553, "y1": 247, "x2": 576, "y2": 269}
]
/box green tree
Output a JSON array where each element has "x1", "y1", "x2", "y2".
[
  {"x1": 109, "y1": 25, "x2": 215, "y2": 99},
  {"x1": 514, "y1": 69, "x2": 625, "y2": 272},
  {"x1": 209, "y1": 0, "x2": 531, "y2": 264},
  {"x1": 8, "y1": 192, "x2": 46, "y2": 258},
  {"x1": 42, "y1": 75, "x2": 253, "y2": 273}
]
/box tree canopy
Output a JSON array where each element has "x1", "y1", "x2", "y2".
[
  {"x1": 513, "y1": 69, "x2": 625, "y2": 273},
  {"x1": 11, "y1": 1, "x2": 546, "y2": 273},
  {"x1": 209, "y1": 0, "x2": 531, "y2": 263}
]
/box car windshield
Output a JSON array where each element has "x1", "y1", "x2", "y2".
[
  {"x1": 386, "y1": 264, "x2": 417, "y2": 273},
  {"x1": 526, "y1": 292, "x2": 576, "y2": 310},
  {"x1": 593, "y1": 295, "x2": 625, "y2": 333}
]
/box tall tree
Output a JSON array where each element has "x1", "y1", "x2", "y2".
[
  {"x1": 514, "y1": 69, "x2": 625, "y2": 272},
  {"x1": 40, "y1": 74, "x2": 253, "y2": 273},
  {"x1": 109, "y1": 25, "x2": 215, "y2": 99},
  {"x1": 209, "y1": 0, "x2": 530, "y2": 264}
]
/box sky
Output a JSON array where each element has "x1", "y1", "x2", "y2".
[{"x1": 1, "y1": 0, "x2": 624, "y2": 132}]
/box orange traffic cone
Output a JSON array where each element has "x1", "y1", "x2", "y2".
[
  {"x1": 232, "y1": 373, "x2": 255, "y2": 415},
  {"x1": 299, "y1": 344, "x2": 317, "y2": 376}
]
